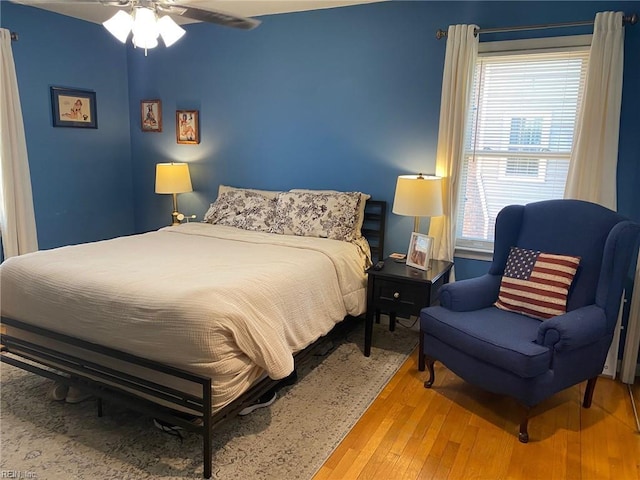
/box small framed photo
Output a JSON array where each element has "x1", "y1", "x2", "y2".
[
  {"x1": 176, "y1": 110, "x2": 199, "y2": 144},
  {"x1": 141, "y1": 99, "x2": 162, "y2": 132},
  {"x1": 50, "y1": 87, "x2": 97, "y2": 128},
  {"x1": 406, "y1": 233, "x2": 433, "y2": 271}
]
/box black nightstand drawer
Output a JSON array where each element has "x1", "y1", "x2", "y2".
[{"x1": 374, "y1": 279, "x2": 427, "y2": 317}]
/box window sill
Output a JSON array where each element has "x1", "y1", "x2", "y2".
[{"x1": 454, "y1": 247, "x2": 493, "y2": 262}]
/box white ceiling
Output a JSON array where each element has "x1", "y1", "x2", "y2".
[{"x1": 11, "y1": 0, "x2": 386, "y2": 25}]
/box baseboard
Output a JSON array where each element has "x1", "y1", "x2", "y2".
[{"x1": 603, "y1": 359, "x2": 640, "y2": 383}]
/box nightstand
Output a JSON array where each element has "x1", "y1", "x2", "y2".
[{"x1": 364, "y1": 258, "x2": 453, "y2": 356}]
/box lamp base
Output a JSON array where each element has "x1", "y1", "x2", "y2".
[{"x1": 170, "y1": 193, "x2": 181, "y2": 225}]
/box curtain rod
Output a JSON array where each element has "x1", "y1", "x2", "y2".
[
  {"x1": 436, "y1": 12, "x2": 637, "y2": 40},
  {"x1": 11, "y1": 32, "x2": 19, "y2": 41}
]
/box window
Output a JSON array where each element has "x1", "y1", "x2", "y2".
[
  {"x1": 455, "y1": 37, "x2": 590, "y2": 253},
  {"x1": 504, "y1": 116, "x2": 546, "y2": 180}
]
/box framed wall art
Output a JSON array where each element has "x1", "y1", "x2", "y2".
[
  {"x1": 176, "y1": 110, "x2": 199, "y2": 144},
  {"x1": 406, "y1": 232, "x2": 433, "y2": 271},
  {"x1": 141, "y1": 99, "x2": 162, "y2": 132},
  {"x1": 51, "y1": 87, "x2": 97, "y2": 128}
]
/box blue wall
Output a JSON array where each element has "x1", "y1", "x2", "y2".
[
  {"x1": 0, "y1": 2, "x2": 135, "y2": 250},
  {"x1": 125, "y1": 1, "x2": 640, "y2": 261},
  {"x1": 127, "y1": 2, "x2": 446, "y2": 239}
]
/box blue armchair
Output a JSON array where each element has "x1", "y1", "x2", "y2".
[{"x1": 419, "y1": 199, "x2": 640, "y2": 442}]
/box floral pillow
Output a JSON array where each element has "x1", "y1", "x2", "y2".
[
  {"x1": 203, "y1": 190, "x2": 277, "y2": 233},
  {"x1": 218, "y1": 184, "x2": 281, "y2": 200},
  {"x1": 289, "y1": 189, "x2": 370, "y2": 238},
  {"x1": 274, "y1": 191, "x2": 360, "y2": 242}
]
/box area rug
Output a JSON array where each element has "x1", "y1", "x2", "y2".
[{"x1": 0, "y1": 318, "x2": 418, "y2": 479}]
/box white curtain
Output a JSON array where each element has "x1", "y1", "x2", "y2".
[
  {"x1": 428, "y1": 25, "x2": 478, "y2": 268},
  {"x1": 0, "y1": 28, "x2": 38, "y2": 258},
  {"x1": 564, "y1": 11, "x2": 624, "y2": 210}
]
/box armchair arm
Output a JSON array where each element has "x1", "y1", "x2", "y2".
[
  {"x1": 439, "y1": 274, "x2": 502, "y2": 312},
  {"x1": 536, "y1": 305, "x2": 607, "y2": 352}
]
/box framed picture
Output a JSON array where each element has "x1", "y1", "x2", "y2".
[
  {"x1": 176, "y1": 110, "x2": 199, "y2": 144},
  {"x1": 406, "y1": 233, "x2": 433, "y2": 271},
  {"x1": 50, "y1": 87, "x2": 97, "y2": 128},
  {"x1": 141, "y1": 99, "x2": 162, "y2": 132}
]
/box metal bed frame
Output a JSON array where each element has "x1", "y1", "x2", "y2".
[{"x1": 1, "y1": 200, "x2": 386, "y2": 479}]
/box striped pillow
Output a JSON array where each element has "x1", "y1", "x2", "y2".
[{"x1": 495, "y1": 246, "x2": 580, "y2": 320}]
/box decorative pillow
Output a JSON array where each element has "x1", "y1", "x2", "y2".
[
  {"x1": 289, "y1": 189, "x2": 370, "y2": 238},
  {"x1": 495, "y1": 246, "x2": 580, "y2": 320},
  {"x1": 218, "y1": 184, "x2": 281, "y2": 200},
  {"x1": 274, "y1": 191, "x2": 361, "y2": 242},
  {"x1": 203, "y1": 190, "x2": 277, "y2": 233}
]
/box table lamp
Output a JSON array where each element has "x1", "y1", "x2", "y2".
[
  {"x1": 392, "y1": 174, "x2": 443, "y2": 233},
  {"x1": 155, "y1": 162, "x2": 193, "y2": 225}
]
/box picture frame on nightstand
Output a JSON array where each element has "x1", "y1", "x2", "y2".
[{"x1": 406, "y1": 232, "x2": 433, "y2": 271}]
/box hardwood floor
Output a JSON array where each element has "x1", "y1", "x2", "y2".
[{"x1": 315, "y1": 347, "x2": 640, "y2": 480}]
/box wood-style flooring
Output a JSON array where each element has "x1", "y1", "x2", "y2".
[{"x1": 315, "y1": 347, "x2": 640, "y2": 480}]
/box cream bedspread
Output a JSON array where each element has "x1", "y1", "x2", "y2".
[{"x1": 0, "y1": 223, "x2": 368, "y2": 410}]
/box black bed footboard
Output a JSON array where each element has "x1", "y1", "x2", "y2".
[
  {"x1": 0, "y1": 315, "x2": 346, "y2": 478},
  {"x1": 1, "y1": 317, "x2": 219, "y2": 477}
]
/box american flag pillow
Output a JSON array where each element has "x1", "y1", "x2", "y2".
[{"x1": 495, "y1": 246, "x2": 580, "y2": 320}]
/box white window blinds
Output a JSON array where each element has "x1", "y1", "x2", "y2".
[{"x1": 456, "y1": 45, "x2": 589, "y2": 252}]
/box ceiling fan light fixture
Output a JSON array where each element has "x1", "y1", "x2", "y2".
[
  {"x1": 102, "y1": 0, "x2": 257, "y2": 52},
  {"x1": 157, "y1": 15, "x2": 186, "y2": 47},
  {"x1": 132, "y1": 7, "x2": 159, "y2": 43},
  {"x1": 103, "y1": 10, "x2": 133, "y2": 43}
]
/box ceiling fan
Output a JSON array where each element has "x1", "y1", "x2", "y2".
[
  {"x1": 16, "y1": 0, "x2": 261, "y2": 53},
  {"x1": 98, "y1": 0, "x2": 261, "y2": 30}
]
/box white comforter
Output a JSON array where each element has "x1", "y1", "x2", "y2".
[{"x1": 0, "y1": 223, "x2": 368, "y2": 409}]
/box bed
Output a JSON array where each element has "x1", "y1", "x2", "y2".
[{"x1": 0, "y1": 186, "x2": 386, "y2": 479}]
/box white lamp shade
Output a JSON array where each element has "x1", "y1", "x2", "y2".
[
  {"x1": 132, "y1": 7, "x2": 159, "y2": 49},
  {"x1": 155, "y1": 163, "x2": 193, "y2": 194},
  {"x1": 103, "y1": 10, "x2": 133, "y2": 43},
  {"x1": 392, "y1": 175, "x2": 443, "y2": 218},
  {"x1": 158, "y1": 15, "x2": 186, "y2": 47}
]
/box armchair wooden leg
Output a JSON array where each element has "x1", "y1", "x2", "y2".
[
  {"x1": 423, "y1": 356, "x2": 436, "y2": 388},
  {"x1": 518, "y1": 404, "x2": 531, "y2": 443},
  {"x1": 583, "y1": 376, "x2": 598, "y2": 408}
]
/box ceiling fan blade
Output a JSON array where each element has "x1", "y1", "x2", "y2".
[
  {"x1": 98, "y1": 0, "x2": 130, "y2": 5},
  {"x1": 158, "y1": 3, "x2": 261, "y2": 30},
  {"x1": 12, "y1": 0, "x2": 126, "y2": 4}
]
